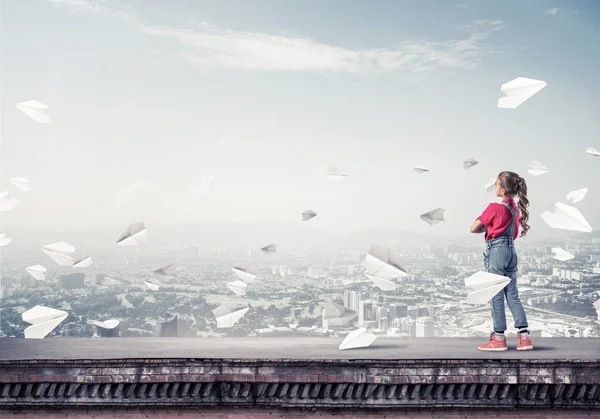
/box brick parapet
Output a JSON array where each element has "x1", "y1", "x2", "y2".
[{"x1": 0, "y1": 358, "x2": 598, "y2": 410}]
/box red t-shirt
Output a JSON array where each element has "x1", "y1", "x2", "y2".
[{"x1": 477, "y1": 199, "x2": 520, "y2": 240}]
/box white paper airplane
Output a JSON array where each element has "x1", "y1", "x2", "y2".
[
  {"x1": 232, "y1": 266, "x2": 257, "y2": 284},
  {"x1": 339, "y1": 327, "x2": 377, "y2": 350},
  {"x1": 26, "y1": 265, "x2": 47, "y2": 281},
  {"x1": 485, "y1": 178, "x2": 497, "y2": 192},
  {"x1": 154, "y1": 263, "x2": 177, "y2": 277},
  {"x1": 0, "y1": 234, "x2": 12, "y2": 247},
  {"x1": 540, "y1": 202, "x2": 593, "y2": 233},
  {"x1": 463, "y1": 158, "x2": 479, "y2": 169},
  {"x1": 302, "y1": 209, "x2": 317, "y2": 221},
  {"x1": 528, "y1": 161, "x2": 549, "y2": 176},
  {"x1": 586, "y1": 148, "x2": 600, "y2": 157},
  {"x1": 361, "y1": 244, "x2": 408, "y2": 280},
  {"x1": 212, "y1": 303, "x2": 250, "y2": 328},
  {"x1": 364, "y1": 272, "x2": 397, "y2": 291},
  {"x1": 544, "y1": 7, "x2": 559, "y2": 15},
  {"x1": 420, "y1": 208, "x2": 446, "y2": 225},
  {"x1": 565, "y1": 188, "x2": 588, "y2": 204},
  {"x1": 226, "y1": 280, "x2": 247, "y2": 296},
  {"x1": 72, "y1": 255, "x2": 93, "y2": 268},
  {"x1": 0, "y1": 191, "x2": 19, "y2": 211},
  {"x1": 116, "y1": 222, "x2": 147, "y2": 246},
  {"x1": 261, "y1": 244, "x2": 276, "y2": 254},
  {"x1": 327, "y1": 167, "x2": 348, "y2": 181},
  {"x1": 16, "y1": 100, "x2": 51, "y2": 123},
  {"x1": 497, "y1": 77, "x2": 547, "y2": 109},
  {"x1": 22, "y1": 305, "x2": 68, "y2": 339},
  {"x1": 9, "y1": 177, "x2": 32, "y2": 192},
  {"x1": 551, "y1": 247, "x2": 575, "y2": 262},
  {"x1": 91, "y1": 319, "x2": 120, "y2": 330},
  {"x1": 144, "y1": 280, "x2": 160, "y2": 291},
  {"x1": 41, "y1": 241, "x2": 75, "y2": 266},
  {"x1": 465, "y1": 271, "x2": 511, "y2": 304},
  {"x1": 413, "y1": 165, "x2": 430, "y2": 174}
]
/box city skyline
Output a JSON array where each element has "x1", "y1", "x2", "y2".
[{"x1": 1, "y1": 0, "x2": 600, "y2": 240}]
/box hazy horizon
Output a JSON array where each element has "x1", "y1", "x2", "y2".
[{"x1": 2, "y1": 0, "x2": 600, "y2": 241}]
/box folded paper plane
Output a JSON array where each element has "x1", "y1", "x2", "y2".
[
  {"x1": 364, "y1": 272, "x2": 397, "y2": 291},
  {"x1": 232, "y1": 266, "x2": 257, "y2": 284},
  {"x1": 0, "y1": 234, "x2": 12, "y2": 247},
  {"x1": 16, "y1": 100, "x2": 51, "y2": 123},
  {"x1": 541, "y1": 202, "x2": 593, "y2": 233},
  {"x1": 420, "y1": 208, "x2": 446, "y2": 225},
  {"x1": 72, "y1": 255, "x2": 93, "y2": 268},
  {"x1": 261, "y1": 244, "x2": 276, "y2": 254},
  {"x1": 41, "y1": 241, "x2": 75, "y2": 266},
  {"x1": 551, "y1": 247, "x2": 574, "y2": 262},
  {"x1": 154, "y1": 263, "x2": 177, "y2": 277},
  {"x1": 116, "y1": 222, "x2": 147, "y2": 246},
  {"x1": 566, "y1": 188, "x2": 588, "y2": 204},
  {"x1": 327, "y1": 167, "x2": 348, "y2": 181},
  {"x1": 22, "y1": 305, "x2": 68, "y2": 339},
  {"x1": 497, "y1": 77, "x2": 547, "y2": 109},
  {"x1": 144, "y1": 280, "x2": 160, "y2": 291},
  {"x1": 0, "y1": 191, "x2": 19, "y2": 211},
  {"x1": 91, "y1": 319, "x2": 120, "y2": 330},
  {"x1": 339, "y1": 327, "x2": 377, "y2": 350},
  {"x1": 413, "y1": 165, "x2": 430, "y2": 174},
  {"x1": 465, "y1": 271, "x2": 511, "y2": 304},
  {"x1": 26, "y1": 265, "x2": 47, "y2": 281},
  {"x1": 361, "y1": 244, "x2": 408, "y2": 280},
  {"x1": 10, "y1": 177, "x2": 32, "y2": 192},
  {"x1": 322, "y1": 302, "x2": 357, "y2": 321},
  {"x1": 528, "y1": 161, "x2": 549, "y2": 176},
  {"x1": 485, "y1": 178, "x2": 496, "y2": 192},
  {"x1": 302, "y1": 209, "x2": 317, "y2": 221},
  {"x1": 212, "y1": 303, "x2": 249, "y2": 328},
  {"x1": 585, "y1": 148, "x2": 600, "y2": 157},
  {"x1": 463, "y1": 158, "x2": 479, "y2": 169},
  {"x1": 226, "y1": 280, "x2": 247, "y2": 296}
]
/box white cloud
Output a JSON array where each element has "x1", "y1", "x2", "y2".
[{"x1": 39, "y1": 0, "x2": 504, "y2": 77}]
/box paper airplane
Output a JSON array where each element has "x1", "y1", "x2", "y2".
[
  {"x1": 565, "y1": 188, "x2": 588, "y2": 204},
  {"x1": 485, "y1": 178, "x2": 497, "y2": 192},
  {"x1": 544, "y1": 7, "x2": 559, "y2": 15},
  {"x1": 302, "y1": 209, "x2": 317, "y2": 221},
  {"x1": 232, "y1": 266, "x2": 257, "y2": 284},
  {"x1": 22, "y1": 305, "x2": 68, "y2": 339},
  {"x1": 226, "y1": 280, "x2": 247, "y2": 296},
  {"x1": 72, "y1": 255, "x2": 93, "y2": 268},
  {"x1": 465, "y1": 271, "x2": 511, "y2": 304},
  {"x1": 551, "y1": 247, "x2": 575, "y2": 262},
  {"x1": 41, "y1": 241, "x2": 75, "y2": 266},
  {"x1": 10, "y1": 177, "x2": 32, "y2": 192},
  {"x1": 361, "y1": 244, "x2": 408, "y2": 280},
  {"x1": 528, "y1": 161, "x2": 549, "y2": 176},
  {"x1": 261, "y1": 244, "x2": 276, "y2": 254},
  {"x1": 212, "y1": 303, "x2": 250, "y2": 328},
  {"x1": 463, "y1": 158, "x2": 479, "y2": 169},
  {"x1": 327, "y1": 167, "x2": 348, "y2": 181},
  {"x1": 413, "y1": 165, "x2": 430, "y2": 174},
  {"x1": 91, "y1": 319, "x2": 120, "y2": 330},
  {"x1": 420, "y1": 208, "x2": 446, "y2": 225},
  {"x1": 154, "y1": 263, "x2": 177, "y2": 277},
  {"x1": 26, "y1": 265, "x2": 47, "y2": 281},
  {"x1": 16, "y1": 100, "x2": 51, "y2": 123},
  {"x1": 364, "y1": 272, "x2": 397, "y2": 291},
  {"x1": 0, "y1": 191, "x2": 19, "y2": 211},
  {"x1": 116, "y1": 222, "x2": 147, "y2": 246},
  {"x1": 339, "y1": 327, "x2": 377, "y2": 350},
  {"x1": 540, "y1": 202, "x2": 593, "y2": 233},
  {"x1": 144, "y1": 280, "x2": 160, "y2": 291},
  {"x1": 497, "y1": 77, "x2": 547, "y2": 109},
  {"x1": 0, "y1": 234, "x2": 12, "y2": 247},
  {"x1": 322, "y1": 302, "x2": 357, "y2": 321},
  {"x1": 585, "y1": 147, "x2": 600, "y2": 157}
]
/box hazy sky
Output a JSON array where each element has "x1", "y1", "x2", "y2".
[{"x1": 1, "y1": 0, "x2": 600, "y2": 238}]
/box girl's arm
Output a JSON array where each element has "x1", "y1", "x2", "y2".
[{"x1": 470, "y1": 219, "x2": 486, "y2": 234}]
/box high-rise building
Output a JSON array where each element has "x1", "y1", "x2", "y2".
[
  {"x1": 416, "y1": 317, "x2": 435, "y2": 338},
  {"x1": 58, "y1": 273, "x2": 85, "y2": 290}
]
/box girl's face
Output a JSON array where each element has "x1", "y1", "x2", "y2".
[{"x1": 495, "y1": 177, "x2": 506, "y2": 198}]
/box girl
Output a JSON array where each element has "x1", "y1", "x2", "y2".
[{"x1": 469, "y1": 171, "x2": 533, "y2": 351}]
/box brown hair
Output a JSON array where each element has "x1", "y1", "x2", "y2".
[{"x1": 497, "y1": 171, "x2": 530, "y2": 237}]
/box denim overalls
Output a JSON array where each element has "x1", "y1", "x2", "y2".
[{"x1": 483, "y1": 201, "x2": 529, "y2": 332}]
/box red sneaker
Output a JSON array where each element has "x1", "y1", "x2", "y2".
[
  {"x1": 477, "y1": 332, "x2": 508, "y2": 352},
  {"x1": 517, "y1": 331, "x2": 534, "y2": 351}
]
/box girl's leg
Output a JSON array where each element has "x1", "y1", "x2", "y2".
[
  {"x1": 504, "y1": 273, "x2": 528, "y2": 329},
  {"x1": 490, "y1": 289, "x2": 507, "y2": 332}
]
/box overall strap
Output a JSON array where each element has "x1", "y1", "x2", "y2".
[{"x1": 500, "y1": 201, "x2": 518, "y2": 238}]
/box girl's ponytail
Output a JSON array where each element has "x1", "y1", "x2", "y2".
[{"x1": 516, "y1": 177, "x2": 530, "y2": 237}]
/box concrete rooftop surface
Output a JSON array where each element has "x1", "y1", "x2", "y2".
[{"x1": 0, "y1": 337, "x2": 599, "y2": 361}]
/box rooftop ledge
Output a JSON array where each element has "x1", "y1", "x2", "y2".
[{"x1": 0, "y1": 337, "x2": 599, "y2": 411}]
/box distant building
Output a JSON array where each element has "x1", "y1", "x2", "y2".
[
  {"x1": 416, "y1": 317, "x2": 435, "y2": 338},
  {"x1": 58, "y1": 273, "x2": 85, "y2": 290},
  {"x1": 155, "y1": 314, "x2": 183, "y2": 337},
  {"x1": 96, "y1": 274, "x2": 106, "y2": 284}
]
